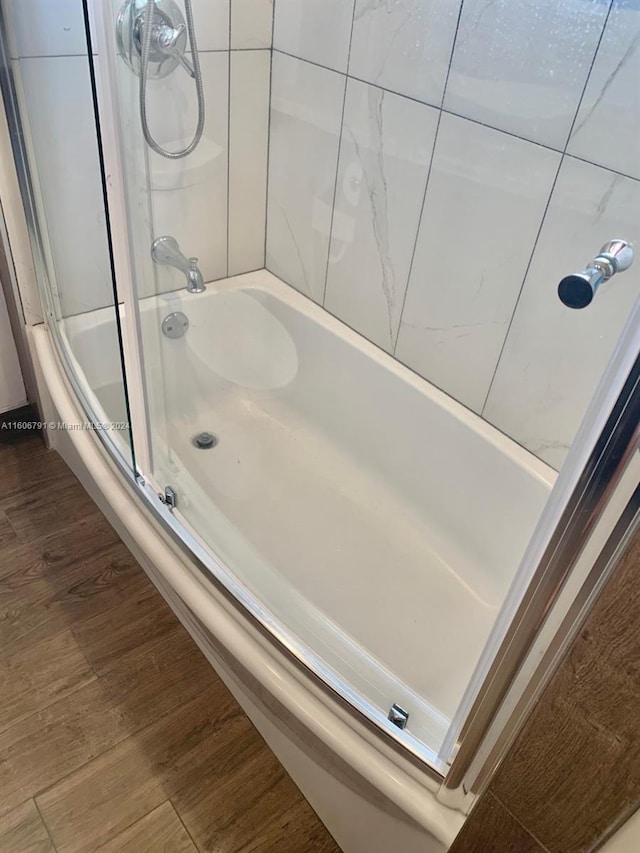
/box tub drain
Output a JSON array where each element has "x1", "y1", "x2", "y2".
[{"x1": 192, "y1": 432, "x2": 218, "y2": 450}]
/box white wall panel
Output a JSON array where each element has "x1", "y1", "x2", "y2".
[
  {"x1": 231, "y1": 0, "x2": 273, "y2": 49},
  {"x1": 274, "y1": 0, "x2": 355, "y2": 73},
  {"x1": 568, "y1": 0, "x2": 640, "y2": 180},
  {"x1": 229, "y1": 49, "x2": 271, "y2": 276},
  {"x1": 325, "y1": 79, "x2": 438, "y2": 352},
  {"x1": 266, "y1": 53, "x2": 345, "y2": 302},
  {"x1": 349, "y1": 0, "x2": 460, "y2": 107},
  {"x1": 484, "y1": 158, "x2": 640, "y2": 468},
  {"x1": 396, "y1": 115, "x2": 560, "y2": 413},
  {"x1": 444, "y1": 0, "x2": 610, "y2": 149}
]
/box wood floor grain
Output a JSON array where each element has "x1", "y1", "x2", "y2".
[
  {"x1": 0, "y1": 473, "x2": 98, "y2": 545},
  {"x1": 0, "y1": 508, "x2": 146, "y2": 661},
  {"x1": 94, "y1": 802, "x2": 198, "y2": 853},
  {"x1": 0, "y1": 509, "x2": 18, "y2": 551},
  {"x1": 448, "y1": 793, "x2": 543, "y2": 853},
  {"x1": 36, "y1": 688, "x2": 250, "y2": 853},
  {"x1": 0, "y1": 800, "x2": 55, "y2": 853},
  {"x1": 0, "y1": 628, "x2": 220, "y2": 819},
  {"x1": 2, "y1": 447, "x2": 74, "y2": 502},
  {"x1": 0, "y1": 434, "x2": 341, "y2": 852},
  {"x1": 72, "y1": 575, "x2": 179, "y2": 674},
  {"x1": 173, "y1": 735, "x2": 344, "y2": 853},
  {"x1": 0, "y1": 628, "x2": 96, "y2": 733}
]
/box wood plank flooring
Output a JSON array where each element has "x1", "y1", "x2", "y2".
[{"x1": 0, "y1": 431, "x2": 341, "y2": 853}]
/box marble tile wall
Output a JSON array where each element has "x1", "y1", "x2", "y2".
[
  {"x1": 4, "y1": 0, "x2": 273, "y2": 313},
  {"x1": 267, "y1": 0, "x2": 640, "y2": 469}
]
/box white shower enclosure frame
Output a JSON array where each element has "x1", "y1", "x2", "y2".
[{"x1": 91, "y1": 0, "x2": 640, "y2": 799}]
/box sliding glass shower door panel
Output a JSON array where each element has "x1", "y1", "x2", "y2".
[
  {"x1": 0, "y1": 0, "x2": 135, "y2": 467},
  {"x1": 85, "y1": 0, "x2": 640, "y2": 769}
]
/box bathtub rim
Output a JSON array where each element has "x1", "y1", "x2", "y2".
[{"x1": 28, "y1": 321, "x2": 471, "y2": 846}]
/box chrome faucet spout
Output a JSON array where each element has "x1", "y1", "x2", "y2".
[{"x1": 151, "y1": 236, "x2": 205, "y2": 293}]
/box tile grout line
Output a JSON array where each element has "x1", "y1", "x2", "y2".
[
  {"x1": 263, "y1": 0, "x2": 277, "y2": 270},
  {"x1": 479, "y1": 0, "x2": 617, "y2": 418},
  {"x1": 226, "y1": 7, "x2": 232, "y2": 278},
  {"x1": 392, "y1": 0, "x2": 467, "y2": 353},
  {"x1": 14, "y1": 47, "x2": 268, "y2": 60},
  {"x1": 320, "y1": 0, "x2": 357, "y2": 307},
  {"x1": 562, "y1": 0, "x2": 616, "y2": 150},
  {"x1": 391, "y1": 110, "x2": 443, "y2": 355},
  {"x1": 270, "y1": 45, "x2": 640, "y2": 182},
  {"x1": 439, "y1": 0, "x2": 468, "y2": 109},
  {"x1": 478, "y1": 156, "x2": 563, "y2": 418}
]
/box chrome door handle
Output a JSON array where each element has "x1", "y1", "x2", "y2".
[{"x1": 558, "y1": 239, "x2": 634, "y2": 309}]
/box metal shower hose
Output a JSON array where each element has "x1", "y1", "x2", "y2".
[{"x1": 140, "y1": 0, "x2": 205, "y2": 159}]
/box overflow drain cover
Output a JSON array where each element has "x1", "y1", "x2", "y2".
[
  {"x1": 193, "y1": 432, "x2": 218, "y2": 450},
  {"x1": 162, "y1": 312, "x2": 189, "y2": 339}
]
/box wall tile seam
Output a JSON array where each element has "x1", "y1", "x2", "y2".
[
  {"x1": 12, "y1": 47, "x2": 269, "y2": 61},
  {"x1": 476, "y1": 155, "x2": 564, "y2": 421},
  {"x1": 269, "y1": 4, "x2": 634, "y2": 441},
  {"x1": 390, "y1": 109, "x2": 444, "y2": 356},
  {"x1": 270, "y1": 47, "x2": 639, "y2": 183},
  {"x1": 262, "y1": 0, "x2": 276, "y2": 268},
  {"x1": 319, "y1": 0, "x2": 357, "y2": 307},
  {"x1": 11, "y1": 52, "x2": 99, "y2": 59},
  {"x1": 391, "y1": 0, "x2": 466, "y2": 354},
  {"x1": 558, "y1": 0, "x2": 617, "y2": 155},
  {"x1": 270, "y1": 10, "x2": 636, "y2": 409},
  {"x1": 225, "y1": 2, "x2": 232, "y2": 279}
]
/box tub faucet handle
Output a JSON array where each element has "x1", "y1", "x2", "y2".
[{"x1": 187, "y1": 257, "x2": 205, "y2": 294}]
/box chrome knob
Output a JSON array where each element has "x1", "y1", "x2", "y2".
[
  {"x1": 157, "y1": 22, "x2": 186, "y2": 51},
  {"x1": 117, "y1": 0, "x2": 192, "y2": 80},
  {"x1": 558, "y1": 239, "x2": 634, "y2": 309}
]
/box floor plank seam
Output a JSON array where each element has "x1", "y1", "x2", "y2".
[
  {"x1": 492, "y1": 792, "x2": 554, "y2": 853},
  {"x1": 72, "y1": 628, "x2": 102, "y2": 682},
  {"x1": 170, "y1": 798, "x2": 203, "y2": 853},
  {"x1": 29, "y1": 680, "x2": 213, "y2": 813},
  {"x1": 90, "y1": 807, "x2": 160, "y2": 853},
  {"x1": 33, "y1": 797, "x2": 60, "y2": 853}
]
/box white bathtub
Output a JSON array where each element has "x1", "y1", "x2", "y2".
[
  {"x1": 31, "y1": 321, "x2": 467, "y2": 853},
  {"x1": 62, "y1": 270, "x2": 555, "y2": 760}
]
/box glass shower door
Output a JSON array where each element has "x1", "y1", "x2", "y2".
[
  {"x1": 86, "y1": 0, "x2": 640, "y2": 773},
  {"x1": 0, "y1": 0, "x2": 135, "y2": 468}
]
